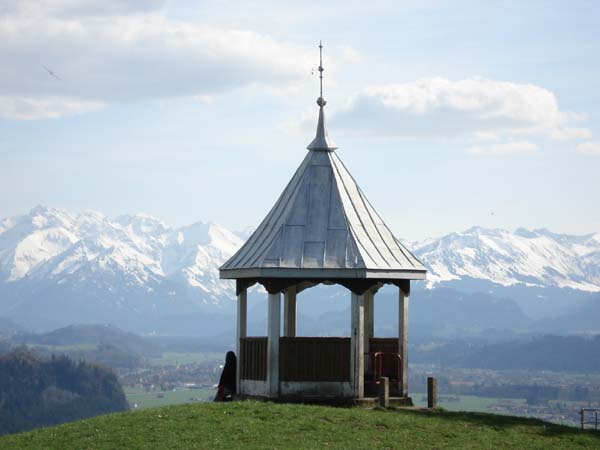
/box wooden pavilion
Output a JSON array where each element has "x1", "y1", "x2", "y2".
[{"x1": 219, "y1": 43, "x2": 426, "y2": 404}]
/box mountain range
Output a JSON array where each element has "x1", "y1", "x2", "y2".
[
  {"x1": 0, "y1": 206, "x2": 598, "y2": 333},
  {"x1": 419, "y1": 226, "x2": 600, "y2": 292}
]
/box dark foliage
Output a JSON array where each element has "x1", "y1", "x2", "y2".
[
  {"x1": 409, "y1": 334, "x2": 600, "y2": 373},
  {"x1": 463, "y1": 334, "x2": 600, "y2": 372},
  {"x1": 0, "y1": 350, "x2": 129, "y2": 435}
]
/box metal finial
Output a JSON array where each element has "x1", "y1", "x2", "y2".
[
  {"x1": 316, "y1": 41, "x2": 326, "y2": 107},
  {"x1": 318, "y1": 40, "x2": 324, "y2": 100},
  {"x1": 307, "y1": 40, "x2": 337, "y2": 151}
]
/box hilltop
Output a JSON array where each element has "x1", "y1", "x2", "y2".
[
  {"x1": 21, "y1": 324, "x2": 159, "y2": 357},
  {"x1": 0, "y1": 400, "x2": 598, "y2": 449}
]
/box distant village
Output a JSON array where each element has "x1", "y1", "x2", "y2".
[
  {"x1": 116, "y1": 355, "x2": 600, "y2": 425},
  {"x1": 411, "y1": 364, "x2": 600, "y2": 426}
]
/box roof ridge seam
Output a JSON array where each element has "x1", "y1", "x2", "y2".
[
  {"x1": 328, "y1": 153, "x2": 378, "y2": 268},
  {"x1": 330, "y1": 152, "x2": 392, "y2": 268},
  {"x1": 351, "y1": 178, "x2": 405, "y2": 267},
  {"x1": 355, "y1": 182, "x2": 423, "y2": 268}
]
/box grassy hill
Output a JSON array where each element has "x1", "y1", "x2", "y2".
[{"x1": 1, "y1": 401, "x2": 599, "y2": 449}]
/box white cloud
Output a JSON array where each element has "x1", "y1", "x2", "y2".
[
  {"x1": 466, "y1": 141, "x2": 538, "y2": 156},
  {"x1": 0, "y1": 3, "x2": 313, "y2": 119},
  {"x1": 333, "y1": 77, "x2": 590, "y2": 141},
  {"x1": 576, "y1": 141, "x2": 600, "y2": 155},
  {"x1": 0, "y1": 0, "x2": 166, "y2": 18},
  {"x1": 340, "y1": 46, "x2": 362, "y2": 64},
  {"x1": 0, "y1": 96, "x2": 106, "y2": 120},
  {"x1": 549, "y1": 127, "x2": 593, "y2": 140}
]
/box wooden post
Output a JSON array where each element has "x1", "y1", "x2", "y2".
[
  {"x1": 236, "y1": 289, "x2": 247, "y2": 395},
  {"x1": 283, "y1": 286, "x2": 297, "y2": 337},
  {"x1": 399, "y1": 282, "x2": 410, "y2": 398},
  {"x1": 378, "y1": 377, "x2": 389, "y2": 408},
  {"x1": 350, "y1": 292, "x2": 365, "y2": 400},
  {"x1": 427, "y1": 377, "x2": 437, "y2": 408},
  {"x1": 267, "y1": 292, "x2": 281, "y2": 397}
]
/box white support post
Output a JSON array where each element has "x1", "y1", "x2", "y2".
[
  {"x1": 399, "y1": 283, "x2": 410, "y2": 398},
  {"x1": 283, "y1": 286, "x2": 297, "y2": 337},
  {"x1": 350, "y1": 292, "x2": 365, "y2": 400},
  {"x1": 267, "y1": 292, "x2": 281, "y2": 397},
  {"x1": 364, "y1": 290, "x2": 374, "y2": 362},
  {"x1": 236, "y1": 289, "x2": 247, "y2": 395}
]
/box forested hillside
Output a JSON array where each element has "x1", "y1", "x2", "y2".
[
  {"x1": 412, "y1": 334, "x2": 600, "y2": 372},
  {"x1": 0, "y1": 351, "x2": 129, "y2": 435},
  {"x1": 463, "y1": 335, "x2": 600, "y2": 372}
]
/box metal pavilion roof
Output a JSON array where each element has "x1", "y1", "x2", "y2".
[{"x1": 219, "y1": 44, "x2": 426, "y2": 282}]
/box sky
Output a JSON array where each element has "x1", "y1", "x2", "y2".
[{"x1": 1, "y1": 0, "x2": 599, "y2": 241}]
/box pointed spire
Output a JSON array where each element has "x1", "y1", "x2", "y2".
[{"x1": 307, "y1": 41, "x2": 337, "y2": 152}]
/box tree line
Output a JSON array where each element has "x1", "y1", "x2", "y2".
[{"x1": 0, "y1": 350, "x2": 129, "y2": 435}]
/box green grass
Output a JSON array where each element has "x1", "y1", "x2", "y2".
[
  {"x1": 412, "y1": 392, "x2": 526, "y2": 413},
  {"x1": 125, "y1": 387, "x2": 214, "y2": 409},
  {"x1": 1, "y1": 401, "x2": 599, "y2": 449}
]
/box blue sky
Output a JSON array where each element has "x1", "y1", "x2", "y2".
[{"x1": 1, "y1": 0, "x2": 599, "y2": 240}]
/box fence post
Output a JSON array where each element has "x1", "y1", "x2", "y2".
[
  {"x1": 427, "y1": 377, "x2": 437, "y2": 409},
  {"x1": 378, "y1": 377, "x2": 389, "y2": 408}
]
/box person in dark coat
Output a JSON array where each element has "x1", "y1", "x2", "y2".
[{"x1": 215, "y1": 351, "x2": 236, "y2": 401}]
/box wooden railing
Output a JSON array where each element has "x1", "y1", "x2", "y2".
[
  {"x1": 280, "y1": 337, "x2": 350, "y2": 382},
  {"x1": 242, "y1": 336, "x2": 383, "y2": 383},
  {"x1": 240, "y1": 337, "x2": 267, "y2": 381},
  {"x1": 368, "y1": 338, "x2": 400, "y2": 381},
  {"x1": 369, "y1": 338, "x2": 398, "y2": 354}
]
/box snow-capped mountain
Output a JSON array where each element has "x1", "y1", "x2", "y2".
[
  {"x1": 0, "y1": 206, "x2": 243, "y2": 329},
  {"x1": 412, "y1": 226, "x2": 600, "y2": 292},
  {"x1": 0, "y1": 206, "x2": 599, "y2": 331}
]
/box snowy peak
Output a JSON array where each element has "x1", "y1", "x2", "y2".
[
  {"x1": 412, "y1": 226, "x2": 600, "y2": 292},
  {"x1": 0, "y1": 206, "x2": 79, "y2": 281},
  {"x1": 162, "y1": 222, "x2": 243, "y2": 298},
  {"x1": 0, "y1": 207, "x2": 243, "y2": 306},
  {"x1": 115, "y1": 213, "x2": 170, "y2": 239}
]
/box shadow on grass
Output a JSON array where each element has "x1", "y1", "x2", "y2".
[{"x1": 393, "y1": 407, "x2": 600, "y2": 440}]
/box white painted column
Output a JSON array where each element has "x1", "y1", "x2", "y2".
[
  {"x1": 399, "y1": 283, "x2": 410, "y2": 398},
  {"x1": 350, "y1": 292, "x2": 365, "y2": 400},
  {"x1": 364, "y1": 290, "x2": 374, "y2": 359},
  {"x1": 236, "y1": 289, "x2": 247, "y2": 395},
  {"x1": 283, "y1": 286, "x2": 297, "y2": 337},
  {"x1": 267, "y1": 292, "x2": 281, "y2": 397}
]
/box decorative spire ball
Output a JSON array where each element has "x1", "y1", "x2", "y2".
[
  {"x1": 307, "y1": 41, "x2": 337, "y2": 152},
  {"x1": 317, "y1": 40, "x2": 325, "y2": 106}
]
